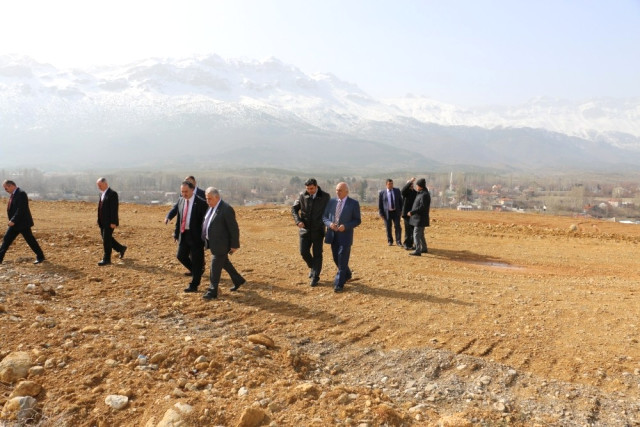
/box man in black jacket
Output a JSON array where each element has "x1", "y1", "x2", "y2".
[
  {"x1": 291, "y1": 178, "x2": 330, "y2": 287},
  {"x1": 400, "y1": 177, "x2": 417, "y2": 250},
  {"x1": 407, "y1": 178, "x2": 431, "y2": 256},
  {"x1": 0, "y1": 180, "x2": 45, "y2": 264},
  {"x1": 96, "y1": 177, "x2": 127, "y2": 266}
]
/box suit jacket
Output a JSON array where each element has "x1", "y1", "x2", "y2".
[
  {"x1": 378, "y1": 187, "x2": 402, "y2": 219},
  {"x1": 409, "y1": 189, "x2": 431, "y2": 227},
  {"x1": 204, "y1": 200, "x2": 240, "y2": 256},
  {"x1": 7, "y1": 188, "x2": 35, "y2": 230},
  {"x1": 400, "y1": 181, "x2": 417, "y2": 219},
  {"x1": 322, "y1": 197, "x2": 361, "y2": 246},
  {"x1": 291, "y1": 186, "x2": 330, "y2": 235},
  {"x1": 98, "y1": 187, "x2": 119, "y2": 228},
  {"x1": 195, "y1": 187, "x2": 206, "y2": 200},
  {"x1": 173, "y1": 195, "x2": 208, "y2": 244}
]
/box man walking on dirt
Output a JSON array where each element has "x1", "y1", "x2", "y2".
[
  {"x1": 0, "y1": 180, "x2": 46, "y2": 264},
  {"x1": 407, "y1": 178, "x2": 430, "y2": 256},
  {"x1": 96, "y1": 177, "x2": 127, "y2": 266},
  {"x1": 292, "y1": 178, "x2": 330, "y2": 287}
]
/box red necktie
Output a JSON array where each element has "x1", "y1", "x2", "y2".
[{"x1": 180, "y1": 199, "x2": 189, "y2": 233}]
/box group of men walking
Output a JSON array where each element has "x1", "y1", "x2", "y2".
[
  {"x1": 2, "y1": 175, "x2": 430, "y2": 296},
  {"x1": 291, "y1": 177, "x2": 431, "y2": 292}
]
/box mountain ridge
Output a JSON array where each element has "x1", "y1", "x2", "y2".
[{"x1": 1, "y1": 54, "x2": 639, "y2": 173}]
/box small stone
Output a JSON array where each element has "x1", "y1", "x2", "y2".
[
  {"x1": 248, "y1": 333, "x2": 275, "y2": 349},
  {"x1": 10, "y1": 380, "x2": 42, "y2": 398},
  {"x1": 105, "y1": 394, "x2": 128, "y2": 410},
  {"x1": 150, "y1": 352, "x2": 167, "y2": 364},
  {"x1": 238, "y1": 386, "x2": 249, "y2": 396},
  {"x1": 28, "y1": 366, "x2": 44, "y2": 377},
  {"x1": 1, "y1": 396, "x2": 39, "y2": 422},
  {"x1": 295, "y1": 383, "x2": 320, "y2": 399},
  {"x1": 236, "y1": 407, "x2": 266, "y2": 427},
  {"x1": 0, "y1": 351, "x2": 32, "y2": 383},
  {"x1": 194, "y1": 355, "x2": 209, "y2": 364},
  {"x1": 81, "y1": 326, "x2": 100, "y2": 334}
]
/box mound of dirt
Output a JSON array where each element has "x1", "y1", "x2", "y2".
[{"x1": 2, "y1": 201, "x2": 640, "y2": 425}]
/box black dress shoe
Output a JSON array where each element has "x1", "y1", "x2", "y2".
[
  {"x1": 34, "y1": 257, "x2": 45, "y2": 264},
  {"x1": 184, "y1": 285, "x2": 198, "y2": 293},
  {"x1": 98, "y1": 260, "x2": 112, "y2": 266},
  {"x1": 409, "y1": 252, "x2": 421, "y2": 256},
  {"x1": 119, "y1": 246, "x2": 127, "y2": 259},
  {"x1": 334, "y1": 286, "x2": 344, "y2": 293},
  {"x1": 230, "y1": 280, "x2": 245, "y2": 292},
  {"x1": 396, "y1": 242, "x2": 403, "y2": 247},
  {"x1": 405, "y1": 246, "x2": 415, "y2": 251},
  {"x1": 388, "y1": 242, "x2": 393, "y2": 246},
  {"x1": 422, "y1": 249, "x2": 428, "y2": 253},
  {"x1": 202, "y1": 291, "x2": 217, "y2": 300},
  {"x1": 310, "y1": 277, "x2": 319, "y2": 287}
]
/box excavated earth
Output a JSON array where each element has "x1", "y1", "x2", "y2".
[{"x1": 2, "y1": 200, "x2": 640, "y2": 426}]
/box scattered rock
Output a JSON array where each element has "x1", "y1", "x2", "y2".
[
  {"x1": 248, "y1": 333, "x2": 275, "y2": 348},
  {"x1": 82, "y1": 326, "x2": 101, "y2": 334},
  {"x1": 105, "y1": 394, "x2": 129, "y2": 410},
  {"x1": 155, "y1": 402, "x2": 193, "y2": 427},
  {"x1": 1, "y1": 396, "x2": 39, "y2": 423},
  {"x1": 10, "y1": 380, "x2": 42, "y2": 398},
  {"x1": 0, "y1": 351, "x2": 32, "y2": 383},
  {"x1": 437, "y1": 414, "x2": 472, "y2": 427},
  {"x1": 236, "y1": 407, "x2": 266, "y2": 427}
]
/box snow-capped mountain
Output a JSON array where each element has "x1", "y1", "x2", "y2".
[{"x1": 1, "y1": 54, "x2": 639, "y2": 172}]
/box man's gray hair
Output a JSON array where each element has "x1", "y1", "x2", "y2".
[
  {"x1": 97, "y1": 177, "x2": 107, "y2": 184},
  {"x1": 205, "y1": 187, "x2": 220, "y2": 197}
]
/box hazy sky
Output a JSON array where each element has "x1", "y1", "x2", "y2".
[{"x1": 1, "y1": 0, "x2": 639, "y2": 106}]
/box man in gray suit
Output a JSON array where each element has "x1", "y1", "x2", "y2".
[{"x1": 201, "y1": 187, "x2": 246, "y2": 300}]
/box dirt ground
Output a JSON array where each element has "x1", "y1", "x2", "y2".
[{"x1": 2, "y1": 199, "x2": 640, "y2": 426}]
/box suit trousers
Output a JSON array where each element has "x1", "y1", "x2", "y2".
[
  {"x1": 177, "y1": 232, "x2": 204, "y2": 286},
  {"x1": 413, "y1": 226, "x2": 427, "y2": 253},
  {"x1": 0, "y1": 226, "x2": 44, "y2": 262},
  {"x1": 207, "y1": 253, "x2": 244, "y2": 296},
  {"x1": 330, "y1": 242, "x2": 352, "y2": 289},
  {"x1": 299, "y1": 231, "x2": 324, "y2": 279},
  {"x1": 383, "y1": 210, "x2": 402, "y2": 244},
  {"x1": 100, "y1": 226, "x2": 125, "y2": 262},
  {"x1": 403, "y1": 218, "x2": 414, "y2": 248}
]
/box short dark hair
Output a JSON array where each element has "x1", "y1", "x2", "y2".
[
  {"x1": 304, "y1": 178, "x2": 318, "y2": 186},
  {"x1": 3, "y1": 180, "x2": 16, "y2": 187},
  {"x1": 185, "y1": 175, "x2": 196, "y2": 182},
  {"x1": 386, "y1": 178, "x2": 393, "y2": 183},
  {"x1": 181, "y1": 180, "x2": 195, "y2": 189}
]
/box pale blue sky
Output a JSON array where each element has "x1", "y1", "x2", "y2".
[{"x1": 1, "y1": 0, "x2": 638, "y2": 106}]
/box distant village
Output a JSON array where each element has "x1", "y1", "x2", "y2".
[{"x1": 4, "y1": 168, "x2": 640, "y2": 223}]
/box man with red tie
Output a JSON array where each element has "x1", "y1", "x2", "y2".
[
  {"x1": 173, "y1": 180, "x2": 208, "y2": 292},
  {"x1": 0, "y1": 180, "x2": 45, "y2": 264}
]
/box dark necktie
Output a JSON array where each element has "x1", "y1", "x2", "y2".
[
  {"x1": 335, "y1": 199, "x2": 343, "y2": 224},
  {"x1": 390, "y1": 191, "x2": 395, "y2": 210}
]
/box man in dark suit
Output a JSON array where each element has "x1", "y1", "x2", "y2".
[
  {"x1": 0, "y1": 180, "x2": 45, "y2": 264},
  {"x1": 96, "y1": 177, "x2": 127, "y2": 266},
  {"x1": 378, "y1": 178, "x2": 403, "y2": 247},
  {"x1": 401, "y1": 177, "x2": 418, "y2": 250},
  {"x1": 173, "y1": 181, "x2": 208, "y2": 293},
  {"x1": 291, "y1": 178, "x2": 330, "y2": 287},
  {"x1": 201, "y1": 187, "x2": 246, "y2": 300},
  {"x1": 407, "y1": 178, "x2": 431, "y2": 256},
  {"x1": 322, "y1": 182, "x2": 361, "y2": 293}
]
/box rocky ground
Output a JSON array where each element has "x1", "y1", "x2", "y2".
[{"x1": 2, "y1": 200, "x2": 640, "y2": 426}]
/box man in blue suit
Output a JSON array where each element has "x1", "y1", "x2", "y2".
[
  {"x1": 378, "y1": 178, "x2": 402, "y2": 246},
  {"x1": 323, "y1": 182, "x2": 361, "y2": 293}
]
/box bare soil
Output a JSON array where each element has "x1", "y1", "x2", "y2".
[{"x1": 2, "y1": 200, "x2": 640, "y2": 426}]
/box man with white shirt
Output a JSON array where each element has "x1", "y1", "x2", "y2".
[
  {"x1": 96, "y1": 177, "x2": 127, "y2": 266},
  {"x1": 378, "y1": 179, "x2": 403, "y2": 246},
  {"x1": 202, "y1": 187, "x2": 245, "y2": 300},
  {"x1": 173, "y1": 180, "x2": 208, "y2": 292}
]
